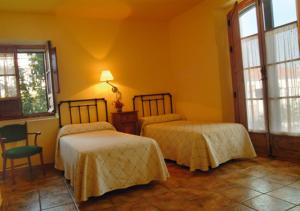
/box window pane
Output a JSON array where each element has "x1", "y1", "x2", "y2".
[
  {"x1": 239, "y1": 6, "x2": 258, "y2": 38},
  {"x1": 246, "y1": 99, "x2": 266, "y2": 131},
  {"x1": 244, "y1": 68, "x2": 264, "y2": 99},
  {"x1": 272, "y1": 0, "x2": 297, "y2": 27},
  {"x1": 289, "y1": 98, "x2": 300, "y2": 133},
  {"x1": 0, "y1": 53, "x2": 15, "y2": 75},
  {"x1": 241, "y1": 36, "x2": 261, "y2": 68},
  {"x1": 269, "y1": 98, "x2": 288, "y2": 133},
  {"x1": 0, "y1": 76, "x2": 17, "y2": 98},
  {"x1": 268, "y1": 60, "x2": 300, "y2": 98},
  {"x1": 239, "y1": 4, "x2": 266, "y2": 132},
  {"x1": 265, "y1": 23, "x2": 299, "y2": 64},
  {"x1": 18, "y1": 52, "x2": 48, "y2": 115},
  {"x1": 270, "y1": 98, "x2": 300, "y2": 134}
]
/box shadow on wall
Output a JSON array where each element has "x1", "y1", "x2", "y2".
[
  {"x1": 55, "y1": 15, "x2": 171, "y2": 109},
  {"x1": 211, "y1": 1, "x2": 235, "y2": 122}
]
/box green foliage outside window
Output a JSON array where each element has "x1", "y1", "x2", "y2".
[{"x1": 18, "y1": 53, "x2": 48, "y2": 115}]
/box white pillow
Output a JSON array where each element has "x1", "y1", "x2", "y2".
[
  {"x1": 57, "y1": 121, "x2": 115, "y2": 139},
  {"x1": 140, "y1": 114, "x2": 184, "y2": 135}
]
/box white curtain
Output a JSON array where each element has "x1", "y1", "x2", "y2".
[
  {"x1": 0, "y1": 53, "x2": 17, "y2": 98},
  {"x1": 241, "y1": 36, "x2": 266, "y2": 131},
  {"x1": 266, "y1": 23, "x2": 300, "y2": 134}
]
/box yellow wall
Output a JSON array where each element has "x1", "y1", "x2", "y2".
[
  {"x1": 0, "y1": 0, "x2": 236, "y2": 170},
  {"x1": 0, "y1": 12, "x2": 171, "y2": 169},
  {"x1": 169, "y1": 0, "x2": 234, "y2": 122}
]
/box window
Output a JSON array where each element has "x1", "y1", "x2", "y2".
[
  {"x1": 263, "y1": 0, "x2": 300, "y2": 134},
  {"x1": 229, "y1": 0, "x2": 300, "y2": 135},
  {"x1": 239, "y1": 4, "x2": 267, "y2": 132},
  {"x1": 0, "y1": 53, "x2": 17, "y2": 98},
  {"x1": 0, "y1": 42, "x2": 57, "y2": 120}
]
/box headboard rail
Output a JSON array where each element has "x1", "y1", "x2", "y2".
[
  {"x1": 133, "y1": 93, "x2": 173, "y2": 117},
  {"x1": 58, "y1": 98, "x2": 108, "y2": 128}
]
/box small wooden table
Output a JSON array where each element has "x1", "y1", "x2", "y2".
[{"x1": 111, "y1": 111, "x2": 139, "y2": 135}]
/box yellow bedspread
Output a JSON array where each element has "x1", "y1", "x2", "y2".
[
  {"x1": 55, "y1": 123, "x2": 169, "y2": 201},
  {"x1": 142, "y1": 120, "x2": 256, "y2": 171}
]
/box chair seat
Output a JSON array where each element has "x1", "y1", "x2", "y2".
[{"x1": 3, "y1": 146, "x2": 42, "y2": 159}]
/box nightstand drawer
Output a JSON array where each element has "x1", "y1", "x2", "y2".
[
  {"x1": 121, "y1": 123, "x2": 137, "y2": 134},
  {"x1": 111, "y1": 111, "x2": 139, "y2": 135},
  {"x1": 120, "y1": 113, "x2": 137, "y2": 123}
]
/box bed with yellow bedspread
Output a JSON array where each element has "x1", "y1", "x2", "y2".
[
  {"x1": 55, "y1": 122, "x2": 169, "y2": 202},
  {"x1": 140, "y1": 114, "x2": 256, "y2": 171}
]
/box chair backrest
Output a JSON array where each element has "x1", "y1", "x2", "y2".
[{"x1": 0, "y1": 123, "x2": 27, "y2": 143}]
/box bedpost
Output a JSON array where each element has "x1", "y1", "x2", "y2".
[{"x1": 104, "y1": 99, "x2": 108, "y2": 122}]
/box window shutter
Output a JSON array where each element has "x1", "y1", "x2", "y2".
[
  {"x1": 45, "y1": 41, "x2": 56, "y2": 113},
  {"x1": 50, "y1": 47, "x2": 60, "y2": 94},
  {"x1": 227, "y1": 2, "x2": 248, "y2": 127}
]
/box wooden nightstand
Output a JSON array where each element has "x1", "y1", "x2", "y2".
[{"x1": 111, "y1": 111, "x2": 138, "y2": 135}]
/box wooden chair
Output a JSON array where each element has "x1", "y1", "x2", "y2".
[{"x1": 0, "y1": 123, "x2": 45, "y2": 184}]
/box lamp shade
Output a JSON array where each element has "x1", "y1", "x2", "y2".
[{"x1": 100, "y1": 70, "x2": 114, "y2": 82}]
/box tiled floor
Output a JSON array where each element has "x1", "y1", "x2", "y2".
[{"x1": 1, "y1": 157, "x2": 300, "y2": 211}]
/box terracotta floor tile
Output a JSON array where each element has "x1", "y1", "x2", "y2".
[
  {"x1": 243, "y1": 194, "x2": 295, "y2": 211},
  {"x1": 234, "y1": 159, "x2": 263, "y2": 169},
  {"x1": 115, "y1": 201, "x2": 159, "y2": 211},
  {"x1": 202, "y1": 179, "x2": 236, "y2": 192},
  {"x1": 221, "y1": 185, "x2": 262, "y2": 202},
  {"x1": 41, "y1": 192, "x2": 73, "y2": 210},
  {"x1": 289, "y1": 206, "x2": 300, "y2": 211},
  {"x1": 6, "y1": 182, "x2": 39, "y2": 194},
  {"x1": 1, "y1": 158, "x2": 300, "y2": 211},
  {"x1": 7, "y1": 190, "x2": 40, "y2": 208},
  {"x1": 181, "y1": 176, "x2": 219, "y2": 189},
  {"x1": 230, "y1": 176, "x2": 257, "y2": 187},
  {"x1": 80, "y1": 197, "x2": 114, "y2": 210},
  {"x1": 158, "y1": 190, "x2": 182, "y2": 199},
  {"x1": 6, "y1": 202, "x2": 40, "y2": 211},
  {"x1": 263, "y1": 172, "x2": 299, "y2": 185},
  {"x1": 39, "y1": 180, "x2": 69, "y2": 198},
  {"x1": 239, "y1": 178, "x2": 283, "y2": 193},
  {"x1": 149, "y1": 196, "x2": 203, "y2": 211},
  {"x1": 110, "y1": 193, "x2": 143, "y2": 205},
  {"x1": 269, "y1": 160, "x2": 297, "y2": 168},
  {"x1": 210, "y1": 164, "x2": 240, "y2": 177},
  {"x1": 172, "y1": 188, "x2": 214, "y2": 201},
  {"x1": 43, "y1": 203, "x2": 77, "y2": 211},
  {"x1": 267, "y1": 186, "x2": 300, "y2": 204},
  {"x1": 222, "y1": 160, "x2": 250, "y2": 170},
  {"x1": 289, "y1": 180, "x2": 300, "y2": 190},
  {"x1": 160, "y1": 177, "x2": 186, "y2": 189},
  {"x1": 241, "y1": 165, "x2": 273, "y2": 178},
  {"x1": 222, "y1": 203, "x2": 255, "y2": 211},
  {"x1": 190, "y1": 192, "x2": 237, "y2": 211},
  {"x1": 136, "y1": 184, "x2": 169, "y2": 198},
  {"x1": 218, "y1": 171, "x2": 257, "y2": 183},
  {"x1": 284, "y1": 166, "x2": 300, "y2": 177}
]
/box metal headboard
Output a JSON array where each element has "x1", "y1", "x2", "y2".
[
  {"x1": 133, "y1": 93, "x2": 173, "y2": 117},
  {"x1": 58, "y1": 98, "x2": 108, "y2": 128}
]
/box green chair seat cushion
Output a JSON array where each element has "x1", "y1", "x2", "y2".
[{"x1": 3, "y1": 146, "x2": 42, "y2": 159}]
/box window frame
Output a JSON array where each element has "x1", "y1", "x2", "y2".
[{"x1": 0, "y1": 43, "x2": 57, "y2": 120}]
